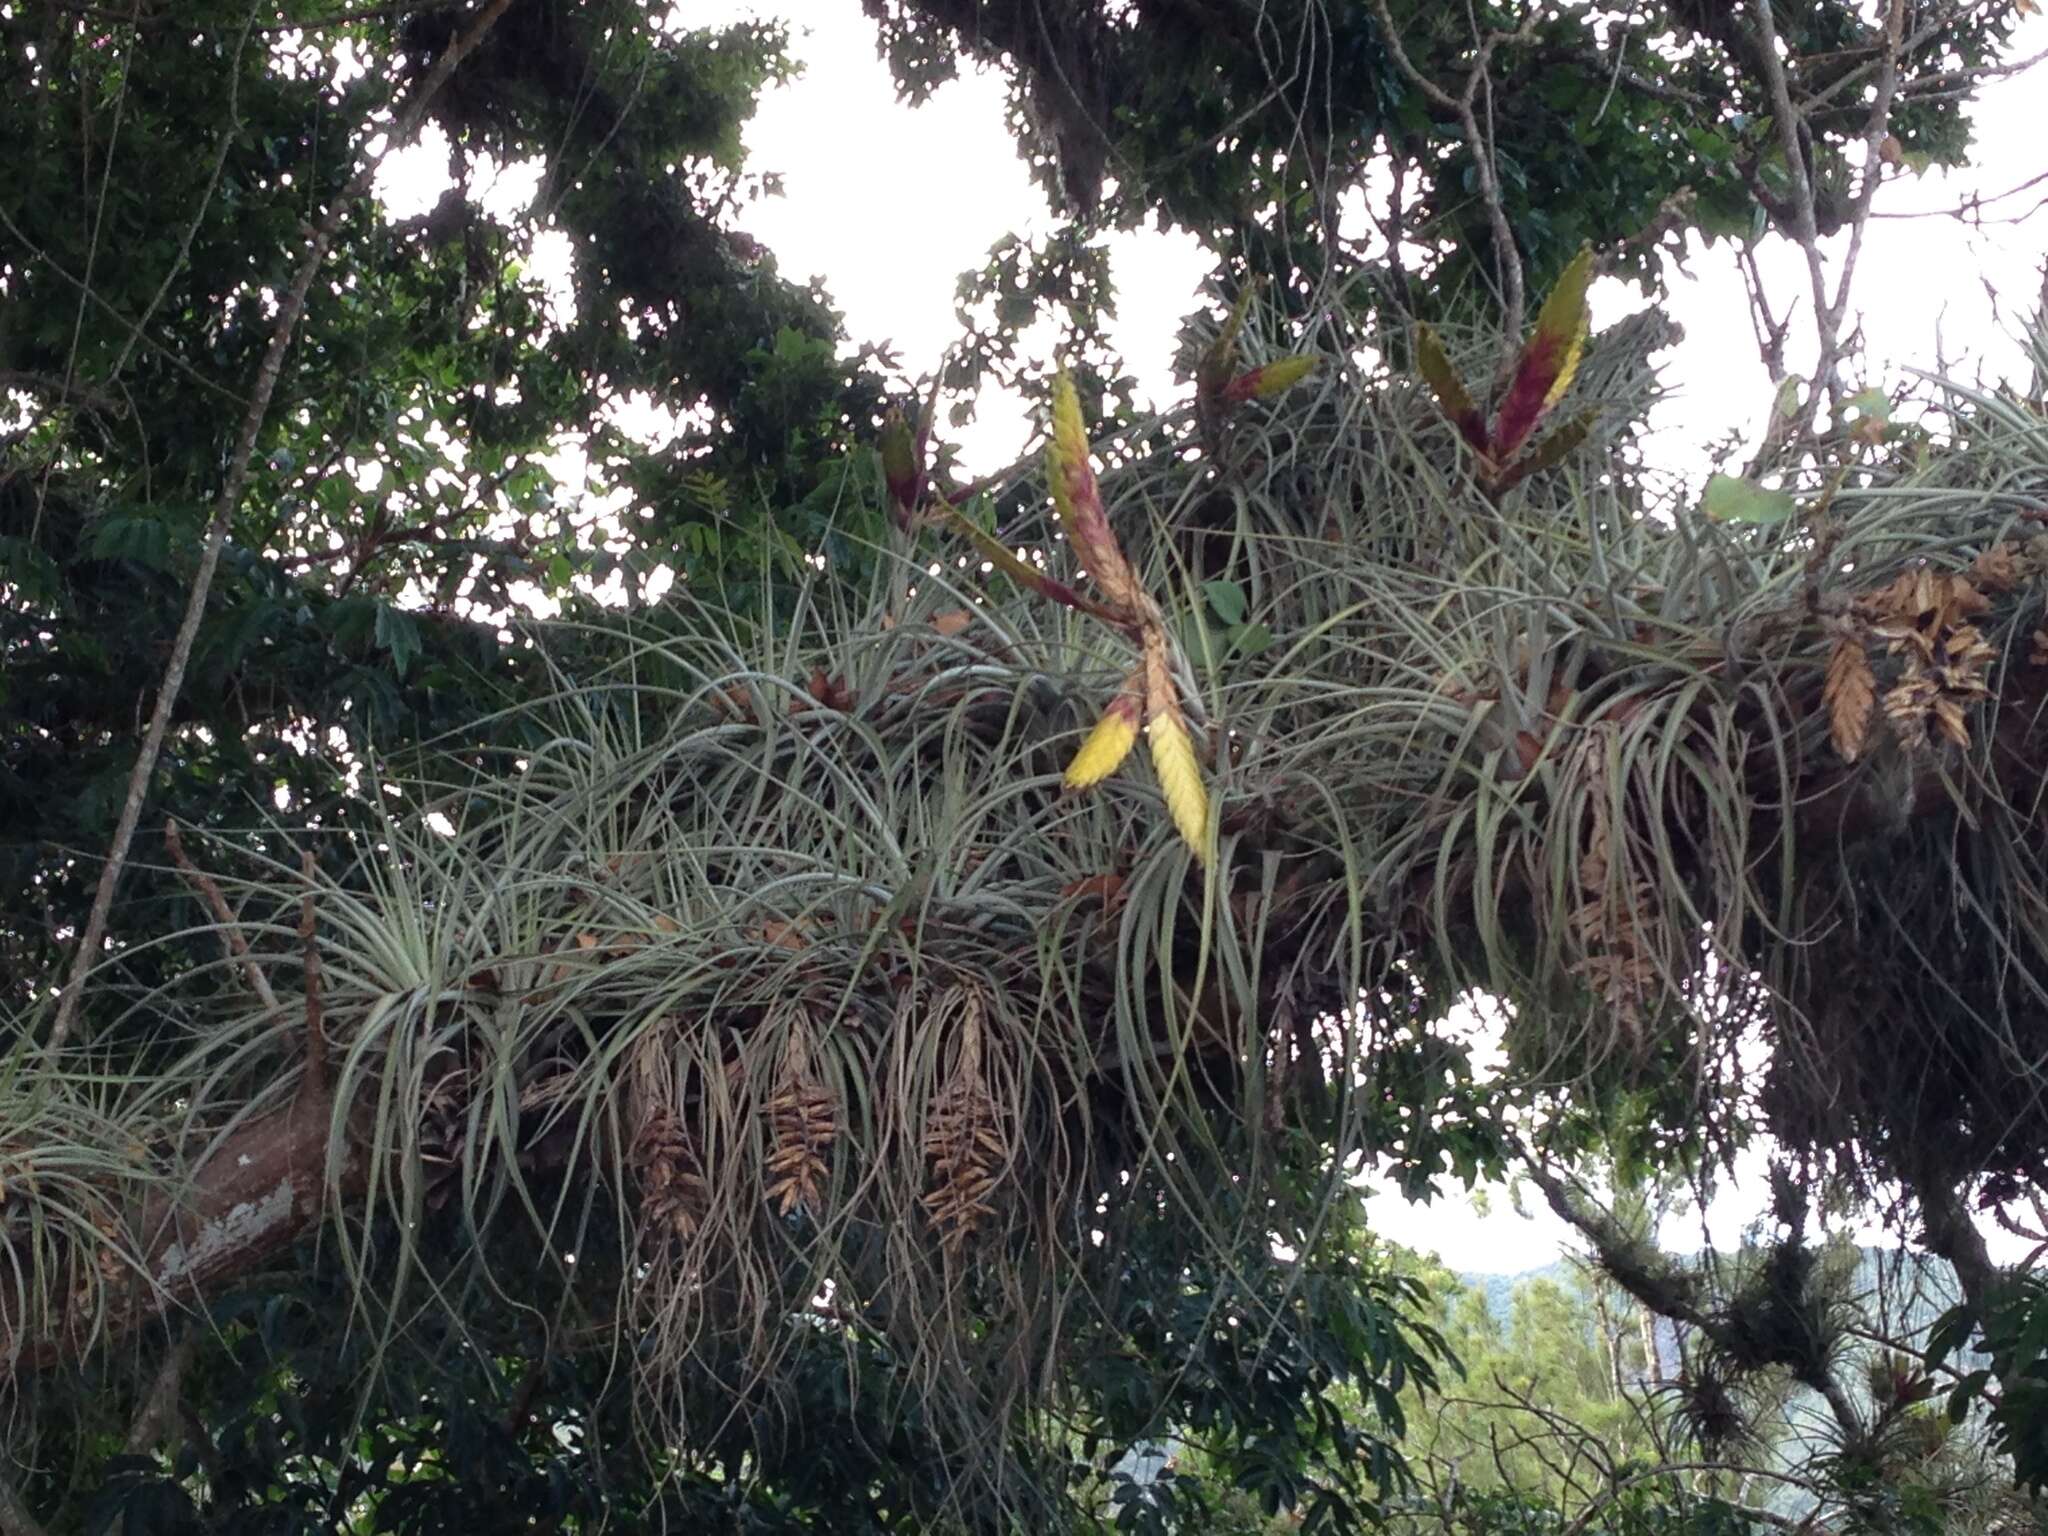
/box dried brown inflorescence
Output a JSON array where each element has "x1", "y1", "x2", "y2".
[
  {"x1": 763, "y1": 1020, "x2": 836, "y2": 1219},
  {"x1": 1824, "y1": 541, "x2": 2048, "y2": 763},
  {"x1": 920, "y1": 987, "x2": 1009, "y2": 1252}
]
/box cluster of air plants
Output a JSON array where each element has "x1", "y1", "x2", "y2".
[{"x1": 9, "y1": 282, "x2": 2048, "y2": 1523}]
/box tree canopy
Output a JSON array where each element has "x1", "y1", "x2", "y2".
[{"x1": 5, "y1": 1, "x2": 2048, "y2": 1532}]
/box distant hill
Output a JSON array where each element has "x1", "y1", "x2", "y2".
[
  {"x1": 1456, "y1": 1247, "x2": 1983, "y2": 1522},
  {"x1": 1458, "y1": 1258, "x2": 1571, "y2": 1324},
  {"x1": 1460, "y1": 1246, "x2": 1968, "y2": 1333}
]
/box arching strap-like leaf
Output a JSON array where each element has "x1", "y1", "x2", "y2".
[
  {"x1": 1414, "y1": 324, "x2": 1491, "y2": 455},
  {"x1": 1492, "y1": 245, "x2": 1594, "y2": 461}
]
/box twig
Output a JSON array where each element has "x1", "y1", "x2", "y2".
[
  {"x1": 1749, "y1": 0, "x2": 1907, "y2": 429},
  {"x1": 122, "y1": 1329, "x2": 196, "y2": 1457},
  {"x1": 163, "y1": 820, "x2": 278, "y2": 1011},
  {"x1": 300, "y1": 851, "x2": 326, "y2": 1099},
  {"x1": 43, "y1": 0, "x2": 517, "y2": 1058},
  {"x1": 1868, "y1": 166, "x2": 2048, "y2": 223},
  {"x1": 1367, "y1": 0, "x2": 1534, "y2": 346}
]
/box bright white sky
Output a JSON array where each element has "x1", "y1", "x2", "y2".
[
  {"x1": 376, "y1": 3, "x2": 2048, "y2": 1273},
  {"x1": 705, "y1": 1, "x2": 2048, "y2": 489}
]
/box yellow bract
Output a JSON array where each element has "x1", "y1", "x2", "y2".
[
  {"x1": 1252, "y1": 355, "x2": 1317, "y2": 398},
  {"x1": 1063, "y1": 705, "x2": 1140, "y2": 790},
  {"x1": 1534, "y1": 246, "x2": 1593, "y2": 412},
  {"x1": 1047, "y1": 371, "x2": 1093, "y2": 546},
  {"x1": 1146, "y1": 711, "x2": 1210, "y2": 864}
]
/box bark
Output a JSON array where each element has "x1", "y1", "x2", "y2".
[{"x1": 3, "y1": 1085, "x2": 362, "y2": 1375}]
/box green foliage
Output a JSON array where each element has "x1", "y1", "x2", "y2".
[
  {"x1": 6, "y1": 0, "x2": 2047, "y2": 1529},
  {"x1": 1, "y1": 0, "x2": 885, "y2": 1011},
  {"x1": 1931, "y1": 1272, "x2": 2048, "y2": 1493}
]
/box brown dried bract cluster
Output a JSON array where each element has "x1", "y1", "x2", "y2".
[
  {"x1": 1821, "y1": 626, "x2": 1877, "y2": 762},
  {"x1": 764, "y1": 1024, "x2": 836, "y2": 1217},
  {"x1": 634, "y1": 1107, "x2": 710, "y2": 1244},
  {"x1": 1824, "y1": 542, "x2": 2046, "y2": 762},
  {"x1": 921, "y1": 989, "x2": 1008, "y2": 1252},
  {"x1": 627, "y1": 1026, "x2": 715, "y2": 1247},
  {"x1": 1571, "y1": 725, "x2": 1659, "y2": 1041}
]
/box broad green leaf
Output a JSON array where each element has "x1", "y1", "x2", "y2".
[
  {"x1": 374, "y1": 602, "x2": 422, "y2": 681},
  {"x1": 1202, "y1": 578, "x2": 1247, "y2": 625},
  {"x1": 88, "y1": 514, "x2": 172, "y2": 571},
  {"x1": 1701, "y1": 473, "x2": 1795, "y2": 524},
  {"x1": 1228, "y1": 621, "x2": 1273, "y2": 657}
]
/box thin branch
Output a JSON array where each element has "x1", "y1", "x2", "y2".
[
  {"x1": 0, "y1": 202, "x2": 248, "y2": 408},
  {"x1": 1368, "y1": 0, "x2": 1534, "y2": 348},
  {"x1": 163, "y1": 820, "x2": 279, "y2": 1011},
  {"x1": 1893, "y1": 38, "x2": 2048, "y2": 101},
  {"x1": 0, "y1": 1472, "x2": 49, "y2": 1536},
  {"x1": 122, "y1": 1329, "x2": 196, "y2": 1457},
  {"x1": 43, "y1": 0, "x2": 517, "y2": 1058},
  {"x1": 1749, "y1": 0, "x2": 1907, "y2": 429},
  {"x1": 21, "y1": 0, "x2": 464, "y2": 30},
  {"x1": 1560, "y1": 1461, "x2": 1834, "y2": 1536},
  {"x1": 0, "y1": 369, "x2": 125, "y2": 417},
  {"x1": 1868, "y1": 166, "x2": 2048, "y2": 222},
  {"x1": 105, "y1": 0, "x2": 261, "y2": 387},
  {"x1": 1750, "y1": 0, "x2": 1833, "y2": 406}
]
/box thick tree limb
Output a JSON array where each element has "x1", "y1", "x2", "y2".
[
  {"x1": 1910, "y1": 1170, "x2": 1998, "y2": 1317},
  {"x1": 1518, "y1": 1150, "x2": 1868, "y2": 1440},
  {"x1": 122, "y1": 1329, "x2": 195, "y2": 1457},
  {"x1": 4, "y1": 1085, "x2": 363, "y2": 1374},
  {"x1": 43, "y1": 0, "x2": 517, "y2": 1058}
]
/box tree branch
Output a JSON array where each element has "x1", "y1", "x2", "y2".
[
  {"x1": 42, "y1": 0, "x2": 517, "y2": 1058},
  {"x1": 163, "y1": 821, "x2": 279, "y2": 1012},
  {"x1": 4, "y1": 1084, "x2": 364, "y2": 1373},
  {"x1": 1518, "y1": 1148, "x2": 1867, "y2": 1440},
  {"x1": 1748, "y1": 0, "x2": 1907, "y2": 432},
  {"x1": 1561, "y1": 1461, "x2": 1833, "y2": 1535},
  {"x1": 122, "y1": 1328, "x2": 196, "y2": 1457},
  {"x1": 1367, "y1": 0, "x2": 1534, "y2": 349}
]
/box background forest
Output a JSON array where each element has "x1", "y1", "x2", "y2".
[{"x1": 6, "y1": 0, "x2": 2048, "y2": 1532}]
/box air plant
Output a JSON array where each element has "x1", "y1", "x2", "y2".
[{"x1": 1415, "y1": 245, "x2": 1596, "y2": 496}]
